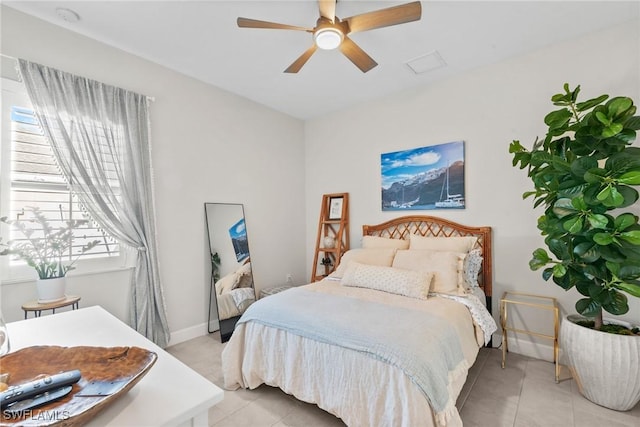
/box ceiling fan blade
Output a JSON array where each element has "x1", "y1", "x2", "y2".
[
  {"x1": 237, "y1": 17, "x2": 312, "y2": 32},
  {"x1": 339, "y1": 37, "x2": 378, "y2": 73},
  {"x1": 343, "y1": 1, "x2": 422, "y2": 34},
  {"x1": 284, "y1": 45, "x2": 318, "y2": 73},
  {"x1": 318, "y1": 0, "x2": 336, "y2": 22}
]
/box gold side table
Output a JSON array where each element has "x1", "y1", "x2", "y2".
[{"x1": 500, "y1": 291, "x2": 559, "y2": 382}]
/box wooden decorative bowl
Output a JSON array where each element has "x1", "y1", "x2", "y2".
[{"x1": 0, "y1": 345, "x2": 157, "y2": 426}]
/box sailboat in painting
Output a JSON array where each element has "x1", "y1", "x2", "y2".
[{"x1": 435, "y1": 162, "x2": 464, "y2": 208}]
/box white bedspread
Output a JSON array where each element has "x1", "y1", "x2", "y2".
[{"x1": 222, "y1": 280, "x2": 483, "y2": 427}]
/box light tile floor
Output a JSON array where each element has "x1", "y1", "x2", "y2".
[{"x1": 167, "y1": 333, "x2": 640, "y2": 426}]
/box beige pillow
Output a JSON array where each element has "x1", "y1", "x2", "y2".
[
  {"x1": 409, "y1": 234, "x2": 478, "y2": 253},
  {"x1": 362, "y1": 235, "x2": 410, "y2": 250},
  {"x1": 329, "y1": 248, "x2": 397, "y2": 279},
  {"x1": 341, "y1": 262, "x2": 433, "y2": 300},
  {"x1": 392, "y1": 249, "x2": 466, "y2": 295},
  {"x1": 215, "y1": 272, "x2": 240, "y2": 295}
]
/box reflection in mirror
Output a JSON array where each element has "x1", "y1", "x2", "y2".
[{"x1": 205, "y1": 203, "x2": 256, "y2": 342}]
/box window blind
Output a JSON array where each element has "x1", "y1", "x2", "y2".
[{"x1": 9, "y1": 106, "x2": 119, "y2": 259}]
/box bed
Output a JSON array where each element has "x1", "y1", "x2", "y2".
[
  {"x1": 215, "y1": 261, "x2": 255, "y2": 320},
  {"x1": 222, "y1": 215, "x2": 495, "y2": 427}
]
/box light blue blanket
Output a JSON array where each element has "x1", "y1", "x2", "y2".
[{"x1": 238, "y1": 287, "x2": 466, "y2": 414}]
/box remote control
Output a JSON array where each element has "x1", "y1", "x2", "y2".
[
  {"x1": 0, "y1": 370, "x2": 81, "y2": 408},
  {"x1": 3, "y1": 385, "x2": 73, "y2": 414}
]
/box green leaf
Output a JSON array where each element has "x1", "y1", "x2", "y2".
[
  {"x1": 576, "y1": 94, "x2": 609, "y2": 112},
  {"x1": 602, "y1": 123, "x2": 624, "y2": 138},
  {"x1": 617, "y1": 170, "x2": 640, "y2": 185},
  {"x1": 552, "y1": 198, "x2": 577, "y2": 218},
  {"x1": 607, "y1": 97, "x2": 633, "y2": 117},
  {"x1": 570, "y1": 157, "x2": 598, "y2": 179},
  {"x1": 597, "y1": 185, "x2": 625, "y2": 207},
  {"x1": 547, "y1": 238, "x2": 569, "y2": 259},
  {"x1": 595, "y1": 111, "x2": 611, "y2": 126},
  {"x1": 576, "y1": 298, "x2": 601, "y2": 317},
  {"x1": 616, "y1": 282, "x2": 640, "y2": 298},
  {"x1": 606, "y1": 261, "x2": 621, "y2": 276},
  {"x1": 602, "y1": 290, "x2": 628, "y2": 315},
  {"x1": 624, "y1": 116, "x2": 640, "y2": 130},
  {"x1": 509, "y1": 140, "x2": 526, "y2": 153},
  {"x1": 599, "y1": 245, "x2": 626, "y2": 262},
  {"x1": 618, "y1": 264, "x2": 640, "y2": 279},
  {"x1": 544, "y1": 109, "x2": 573, "y2": 130},
  {"x1": 587, "y1": 282, "x2": 607, "y2": 300},
  {"x1": 614, "y1": 213, "x2": 637, "y2": 231},
  {"x1": 552, "y1": 91, "x2": 571, "y2": 106},
  {"x1": 574, "y1": 242, "x2": 600, "y2": 262},
  {"x1": 530, "y1": 248, "x2": 551, "y2": 270},
  {"x1": 571, "y1": 196, "x2": 588, "y2": 211},
  {"x1": 585, "y1": 169, "x2": 607, "y2": 184},
  {"x1": 593, "y1": 232, "x2": 616, "y2": 245},
  {"x1": 587, "y1": 214, "x2": 609, "y2": 229},
  {"x1": 563, "y1": 216, "x2": 583, "y2": 233},
  {"x1": 612, "y1": 185, "x2": 639, "y2": 208},
  {"x1": 619, "y1": 230, "x2": 640, "y2": 245},
  {"x1": 595, "y1": 185, "x2": 611, "y2": 202},
  {"x1": 553, "y1": 264, "x2": 567, "y2": 277},
  {"x1": 606, "y1": 147, "x2": 640, "y2": 174}
]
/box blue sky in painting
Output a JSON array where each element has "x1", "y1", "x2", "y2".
[
  {"x1": 381, "y1": 141, "x2": 464, "y2": 189},
  {"x1": 228, "y1": 218, "x2": 246, "y2": 240}
]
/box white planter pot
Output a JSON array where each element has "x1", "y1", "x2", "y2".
[
  {"x1": 36, "y1": 277, "x2": 67, "y2": 303},
  {"x1": 561, "y1": 314, "x2": 640, "y2": 411}
]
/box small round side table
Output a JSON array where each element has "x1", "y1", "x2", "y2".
[{"x1": 21, "y1": 295, "x2": 81, "y2": 319}]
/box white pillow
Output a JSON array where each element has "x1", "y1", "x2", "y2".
[
  {"x1": 391, "y1": 249, "x2": 466, "y2": 295},
  {"x1": 362, "y1": 235, "x2": 410, "y2": 250},
  {"x1": 329, "y1": 248, "x2": 397, "y2": 279},
  {"x1": 409, "y1": 234, "x2": 478, "y2": 253},
  {"x1": 341, "y1": 262, "x2": 433, "y2": 300}
]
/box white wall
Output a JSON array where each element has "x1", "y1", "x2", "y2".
[
  {"x1": 305, "y1": 20, "x2": 640, "y2": 359},
  {"x1": 0, "y1": 6, "x2": 308, "y2": 345}
]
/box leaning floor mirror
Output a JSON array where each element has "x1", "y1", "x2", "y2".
[{"x1": 205, "y1": 203, "x2": 256, "y2": 342}]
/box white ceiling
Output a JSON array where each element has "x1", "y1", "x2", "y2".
[{"x1": 5, "y1": 1, "x2": 639, "y2": 119}]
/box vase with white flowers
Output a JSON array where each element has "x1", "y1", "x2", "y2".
[{"x1": 1, "y1": 207, "x2": 100, "y2": 303}]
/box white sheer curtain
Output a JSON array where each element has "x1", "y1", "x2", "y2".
[{"x1": 18, "y1": 59, "x2": 170, "y2": 347}]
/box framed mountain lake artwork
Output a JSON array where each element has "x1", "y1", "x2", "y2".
[{"x1": 381, "y1": 141, "x2": 465, "y2": 211}]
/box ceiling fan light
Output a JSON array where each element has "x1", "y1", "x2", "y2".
[{"x1": 314, "y1": 28, "x2": 343, "y2": 50}]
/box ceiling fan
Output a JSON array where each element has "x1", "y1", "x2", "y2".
[{"x1": 237, "y1": 0, "x2": 422, "y2": 73}]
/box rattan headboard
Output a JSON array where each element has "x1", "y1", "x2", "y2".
[{"x1": 362, "y1": 215, "x2": 492, "y2": 303}]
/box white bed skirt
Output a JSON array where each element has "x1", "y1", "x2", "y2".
[{"x1": 223, "y1": 322, "x2": 471, "y2": 427}]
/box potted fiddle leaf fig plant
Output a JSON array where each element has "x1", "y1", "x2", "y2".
[
  {"x1": 510, "y1": 83, "x2": 640, "y2": 411},
  {"x1": 0, "y1": 206, "x2": 100, "y2": 303}
]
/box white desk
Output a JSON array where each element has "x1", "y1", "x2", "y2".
[{"x1": 5, "y1": 305, "x2": 224, "y2": 426}]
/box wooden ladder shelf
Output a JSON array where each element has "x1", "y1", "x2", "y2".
[{"x1": 311, "y1": 193, "x2": 349, "y2": 282}]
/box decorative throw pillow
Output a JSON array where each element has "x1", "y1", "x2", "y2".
[
  {"x1": 329, "y1": 248, "x2": 397, "y2": 279},
  {"x1": 341, "y1": 262, "x2": 433, "y2": 300},
  {"x1": 362, "y1": 235, "x2": 410, "y2": 250},
  {"x1": 391, "y1": 249, "x2": 466, "y2": 295},
  {"x1": 409, "y1": 234, "x2": 478, "y2": 253},
  {"x1": 463, "y1": 248, "x2": 483, "y2": 289}
]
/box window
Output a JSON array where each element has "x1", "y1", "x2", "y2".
[{"x1": 1, "y1": 79, "x2": 126, "y2": 281}]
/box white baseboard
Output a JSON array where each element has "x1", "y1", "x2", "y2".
[
  {"x1": 492, "y1": 332, "x2": 557, "y2": 363},
  {"x1": 168, "y1": 322, "x2": 211, "y2": 347}
]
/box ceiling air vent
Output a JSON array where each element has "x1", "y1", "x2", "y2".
[{"x1": 405, "y1": 50, "x2": 446, "y2": 74}]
